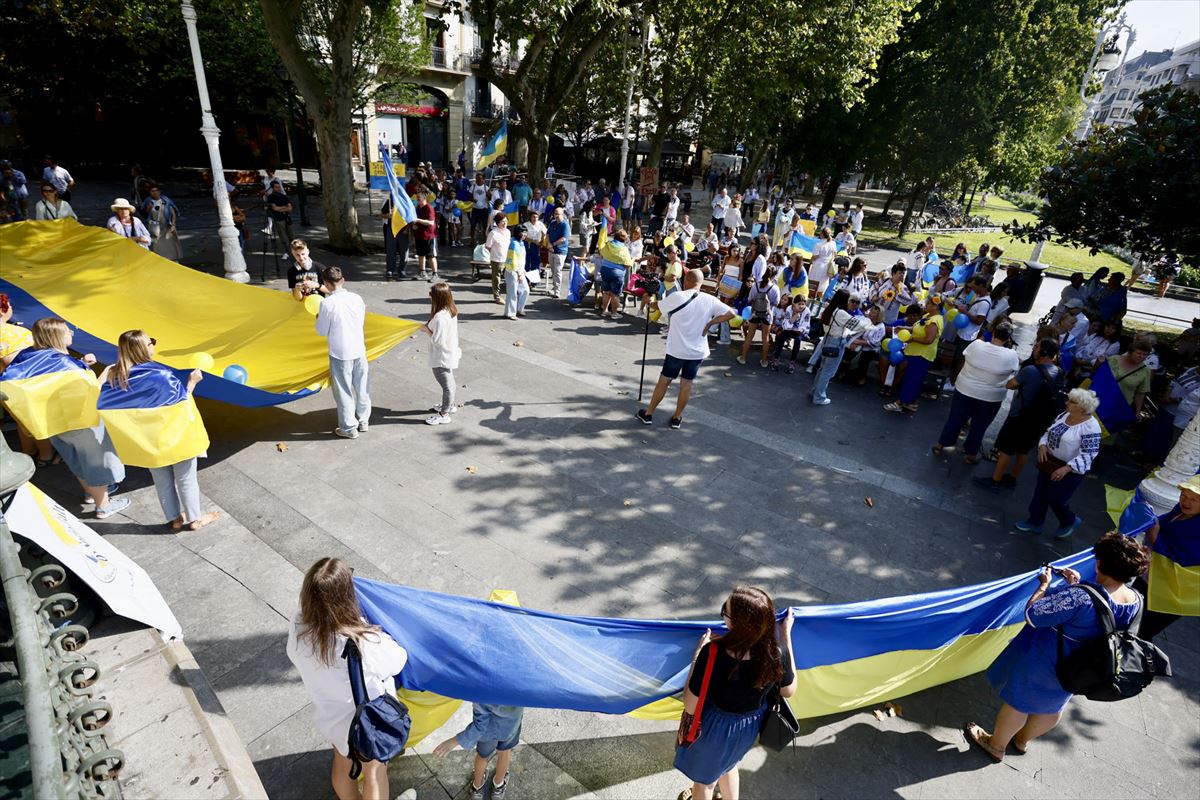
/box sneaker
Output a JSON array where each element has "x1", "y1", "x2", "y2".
[
  {"x1": 334, "y1": 428, "x2": 359, "y2": 439},
  {"x1": 972, "y1": 475, "x2": 1002, "y2": 492},
  {"x1": 506, "y1": 315, "x2": 518, "y2": 321},
  {"x1": 357, "y1": 421, "x2": 369, "y2": 433},
  {"x1": 493, "y1": 296, "x2": 503, "y2": 304},
  {"x1": 95, "y1": 497, "x2": 131, "y2": 520},
  {"x1": 425, "y1": 413, "x2": 452, "y2": 426},
  {"x1": 419, "y1": 272, "x2": 428, "y2": 281},
  {"x1": 636, "y1": 409, "x2": 653, "y2": 425},
  {"x1": 883, "y1": 402, "x2": 906, "y2": 413},
  {"x1": 736, "y1": 356, "x2": 746, "y2": 365},
  {"x1": 668, "y1": 417, "x2": 682, "y2": 429},
  {"x1": 491, "y1": 777, "x2": 509, "y2": 800},
  {"x1": 1013, "y1": 520, "x2": 1042, "y2": 535},
  {"x1": 428, "y1": 273, "x2": 437, "y2": 282},
  {"x1": 805, "y1": 364, "x2": 815, "y2": 374},
  {"x1": 759, "y1": 360, "x2": 769, "y2": 368},
  {"x1": 813, "y1": 397, "x2": 831, "y2": 406},
  {"x1": 1054, "y1": 515, "x2": 1083, "y2": 540},
  {"x1": 769, "y1": 359, "x2": 780, "y2": 372},
  {"x1": 469, "y1": 780, "x2": 486, "y2": 800}
]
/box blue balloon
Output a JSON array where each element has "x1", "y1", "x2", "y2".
[
  {"x1": 223, "y1": 364, "x2": 248, "y2": 384},
  {"x1": 889, "y1": 350, "x2": 906, "y2": 365},
  {"x1": 888, "y1": 338, "x2": 904, "y2": 353},
  {"x1": 954, "y1": 312, "x2": 971, "y2": 329},
  {"x1": 741, "y1": 306, "x2": 752, "y2": 320}
]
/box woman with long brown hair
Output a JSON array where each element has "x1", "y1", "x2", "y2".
[
  {"x1": 100, "y1": 329, "x2": 218, "y2": 531},
  {"x1": 674, "y1": 586, "x2": 796, "y2": 800},
  {"x1": 287, "y1": 558, "x2": 408, "y2": 800},
  {"x1": 422, "y1": 282, "x2": 461, "y2": 425}
]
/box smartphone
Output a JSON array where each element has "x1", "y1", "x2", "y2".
[{"x1": 1041, "y1": 562, "x2": 1067, "y2": 576}]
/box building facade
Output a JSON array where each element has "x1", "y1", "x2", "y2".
[{"x1": 1088, "y1": 39, "x2": 1199, "y2": 130}]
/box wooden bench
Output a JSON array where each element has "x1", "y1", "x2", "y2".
[{"x1": 470, "y1": 260, "x2": 491, "y2": 282}]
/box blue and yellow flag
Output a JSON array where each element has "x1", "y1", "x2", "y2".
[
  {"x1": 505, "y1": 239, "x2": 526, "y2": 272},
  {"x1": 97, "y1": 363, "x2": 209, "y2": 468},
  {"x1": 1148, "y1": 507, "x2": 1200, "y2": 616},
  {"x1": 1086, "y1": 358, "x2": 1136, "y2": 435},
  {"x1": 598, "y1": 229, "x2": 632, "y2": 271},
  {"x1": 476, "y1": 117, "x2": 508, "y2": 171},
  {"x1": 503, "y1": 200, "x2": 520, "y2": 227},
  {"x1": 380, "y1": 148, "x2": 416, "y2": 236},
  {"x1": 0, "y1": 348, "x2": 100, "y2": 439}
]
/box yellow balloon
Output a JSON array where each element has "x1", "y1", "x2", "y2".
[
  {"x1": 945, "y1": 308, "x2": 959, "y2": 322},
  {"x1": 189, "y1": 352, "x2": 214, "y2": 371},
  {"x1": 729, "y1": 315, "x2": 744, "y2": 329},
  {"x1": 881, "y1": 337, "x2": 892, "y2": 351},
  {"x1": 897, "y1": 328, "x2": 912, "y2": 342},
  {"x1": 303, "y1": 293, "x2": 323, "y2": 315},
  {"x1": 684, "y1": 241, "x2": 695, "y2": 252},
  {"x1": 663, "y1": 236, "x2": 675, "y2": 248}
]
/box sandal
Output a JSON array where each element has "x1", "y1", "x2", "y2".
[
  {"x1": 35, "y1": 454, "x2": 63, "y2": 468},
  {"x1": 1010, "y1": 740, "x2": 1028, "y2": 756},
  {"x1": 963, "y1": 455, "x2": 979, "y2": 465},
  {"x1": 963, "y1": 723, "x2": 1004, "y2": 763}
]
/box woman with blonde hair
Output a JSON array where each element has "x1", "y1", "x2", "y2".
[
  {"x1": 100, "y1": 330, "x2": 219, "y2": 531},
  {"x1": 287, "y1": 557, "x2": 408, "y2": 800},
  {"x1": 3, "y1": 318, "x2": 128, "y2": 517}
]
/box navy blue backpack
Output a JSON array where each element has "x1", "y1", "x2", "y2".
[{"x1": 342, "y1": 638, "x2": 411, "y2": 779}]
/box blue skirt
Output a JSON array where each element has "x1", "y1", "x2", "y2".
[{"x1": 674, "y1": 703, "x2": 766, "y2": 785}]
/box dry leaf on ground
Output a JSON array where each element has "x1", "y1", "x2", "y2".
[
  {"x1": 275, "y1": 443, "x2": 289, "y2": 453},
  {"x1": 865, "y1": 497, "x2": 874, "y2": 508},
  {"x1": 465, "y1": 465, "x2": 477, "y2": 474}
]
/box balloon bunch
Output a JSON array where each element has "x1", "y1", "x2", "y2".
[{"x1": 187, "y1": 351, "x2": 249, "y2": 384}]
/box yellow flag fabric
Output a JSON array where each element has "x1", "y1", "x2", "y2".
[
  {"x1": 0, "y1": 220, "x2": 418, "y2": 399},
  {"x1": 1148, "y1": 552, "x2": 1200, "y2": 616},
  {"x1": 1, "y1": 361, "x2": 100, "y2": 439},
  {"x1": 99, "y1": 396, "x2": 210, "y2": 469}
]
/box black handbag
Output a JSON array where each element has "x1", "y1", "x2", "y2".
[{"x1": 759, "y1": 686, "x2": 800, "y2": 751}]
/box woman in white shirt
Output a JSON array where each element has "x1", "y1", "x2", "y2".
[
  {"x1": 423, "y1": 282, "x2": 462, "y2": 425},
  {"x1": 1071, "y1": 318, "x2": 1121, "y2": 381},
  {"x1": 1014, "y1": 389, "x2": 1103, "y2": 539},
  {"x1": 811, "y1": 289, "x2": 868, "y2": 405},
  {"x1": 485, "y1": 214, "x2": 512, "y2": 304},
  {"x1": 809, "y1": 228, "x2": 838, "y2": 298},
  {"x1": 932, "y1": 322, "x2": 1021, "y2": 463},
  {"x1": 629, "y1": 226, "x2": 645, "y2": 262},
  {"x1": 723, "y1": 198, "x2": 745, "y2": 238},
  {"x1": 844, "y1": 256, "x2": 872, "y2": 301},
  {"x1": 287, "y1": 558, "x2": 408, "y2": 800},
  {"x1": 33, "y1": 182, "x2": 77, "y2": 220}
]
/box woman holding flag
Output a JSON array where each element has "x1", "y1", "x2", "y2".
[
  {"x1": 1135, "y1": 476, "x2": 1199, "y2": 642},
  {"x1": 1, "y1": 318, "x2": 128, "y2": 518},
  {"x1": 99, "y1": 330, "x2": 219, "y2": 532}
]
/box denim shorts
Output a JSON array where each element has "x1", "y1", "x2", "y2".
[
  {"x1": 600, "y1": 265, "x2": 625, "y2": 295},
  {"x1": 475, "y1": 723, "x2": 522, "y2": 758},
  {"x1": 661, "y1": 354, "x2": 702, "y2": 381},
  {"x1": 50, "y1": 425, "x2": 125, "y2": 488}
]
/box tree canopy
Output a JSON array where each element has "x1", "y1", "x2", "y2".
[{"x1": 1010, "y1": 85, "x2": 1200, "y2": 267}]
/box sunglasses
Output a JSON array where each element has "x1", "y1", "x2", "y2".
[
  {"x1": 148, "y1": 337, "x2": 157, "y2": 346},
  {"x1": 720, "y1": 602, "x2": 731, "y2": 620}
]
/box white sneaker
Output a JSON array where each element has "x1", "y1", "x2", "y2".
[
  {"x1": 357, "y1": 421, "x2": 369, "y2": 433},
  {"x1": 425, "y1": 414, "x2": 452, "y2": 426},
  {"x1": 95, "y1": 497, "x2": 132, "y2": 520},
  {"x1": 736, "y1": 356, "x2": 746, "y2": 364}
]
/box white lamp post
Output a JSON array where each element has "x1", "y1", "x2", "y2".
[
  {"x1": 181, "y1": 0, "x2": 249, "y2": 283},
  {"x1": 1076, "y1": 12, "x2": 1136, "y2": 141}
]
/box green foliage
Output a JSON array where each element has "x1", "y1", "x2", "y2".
[
  {"x1": 1177, "y1": 265, "x2": 1200, "y2": 289},
  {"x1": 1009, "y1": 85, "x2": 1200, "y2": 267}
]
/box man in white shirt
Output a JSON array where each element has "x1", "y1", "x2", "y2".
[
  {"x1": 635, "y1": 269, "x2": 736, "y2": 428},
  {"x1": 849, "y1": 202, "x2": 864, "y2": 234},
  {"x1": 470, "y1": 173, "x2": 490, "y2": 245},
  {"x1": 42, "y1": 155, "x2": 74, "y2": 201},
  {"x1": 710, "y1": 187, "x2": 731, "y2": 238},
  {"x1": 489, "y1": 179, "x2": 513, "y2": 208},
  {"x1": 315, "y1": 267, "x2": 371, "y2": 439}
]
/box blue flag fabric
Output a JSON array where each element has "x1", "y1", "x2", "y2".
[
  {"x1": 353, "y1": 549, "x2": 1097, "y2": 719},
  {"x1": 1060, "y1": 336, "x2": 1076, "y2": 374},
  {"x1": 1117, "y1": 488, "x2": 1158, "y2": 537},
  {"x1": 380, "y1": 148, "x2": 416, "y2": 233},
  {"x1": 950, "y1": 263, "x2": 974, "y2": 285},
  {"x1": 1090, "y1": 358, "x2": 1136, "y2": 433},
  {"x1": 566, "y1": 259, "x2": 592, "y2": 304}
]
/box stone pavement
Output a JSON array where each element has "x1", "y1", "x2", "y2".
[{"x1": 17, "y1": 182, "x2": 1200, "y2": 799}]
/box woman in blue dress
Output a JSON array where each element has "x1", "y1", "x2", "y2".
[
  {"x1": 966, "y1": 532, "x2": 1146, "y2": 761},
  {"x1": 674, "y1": 586, "x2": 796, "y2": 800}
]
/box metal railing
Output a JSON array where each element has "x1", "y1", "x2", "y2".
[
  {"x1": 470, "y1": 102, "x2": 515, "y2": 121},
  {"x1": 0, "y1": 434, "x2": 123, "y2": 799},
  {"x1": 428, "y1": 46, "x2": 468, "y2": 72},
  {"x1": 468, "y1": 49, "x2": 520, "y2": 73}
]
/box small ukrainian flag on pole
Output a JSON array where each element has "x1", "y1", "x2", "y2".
[{"x1": 476, "y1": 116, "x2": 508, "y2": 171}]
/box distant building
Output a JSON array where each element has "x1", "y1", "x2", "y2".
[{"x1": 1086, "y1": 39, "x2": 1200, "y2": 133}]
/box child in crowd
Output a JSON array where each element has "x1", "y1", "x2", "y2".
[
  {"x1": 769, "y1": 295, "x2": 811, "y2": 373},
  {"x1": 422, "y1": 282, "x2": 461, "y2": 426}
]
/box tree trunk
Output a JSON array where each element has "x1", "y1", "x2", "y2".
[
  {"x1": 819, "y1": 174, "x2": 841, "y2": 220},
  {"x1": 898, "y1": 184, "x2": 922, "y2": 237},
  {"x1": 965, "y1": 182, "x2": 978, "y2": 216},
  {"x1": 312, "y1": 103, "x2": 363, "y2": 252},
  {"x1": 740, "y1": 142, "x2": 769, "y2": 193},
  {"x1": 778, "y1": 159, "x2": 791, "y2": 192},
  {"x1": 882, "y1": 185, "x2": 899, "y2": 215},
  {"x1": 526, "y1": 129, "x2": 550, "y2": 186},
  {"x1": 802, "y1": 174, "x2": 814, "y2": 196},
  {"x1": 857, "y1": 174, "x2": 868, "y2": 191},
  {"x1": 646, "y1": 129, "x2": 667, "y2": 169}
]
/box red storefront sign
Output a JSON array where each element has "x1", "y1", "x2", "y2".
[{"x1": 375, "y1": 102, "x2": 448, "y2": 118}]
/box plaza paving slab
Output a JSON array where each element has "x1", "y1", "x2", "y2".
[{"x1": 11, "y1": 182, "x2": 1199, "y2": 799}]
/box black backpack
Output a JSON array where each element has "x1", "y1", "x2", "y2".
[
  {"x1": 1056, "y1": 584, "x2": 1171, "y2": 702},
  {"x1": 1022, "y1": 364, "x2": 1066, "y2": 425}
]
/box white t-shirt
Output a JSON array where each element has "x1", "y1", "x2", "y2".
[
  {"x1": 315, "y1": 288, "x2": 368, "y2": 360},
  {"x1": 428, "y1": 309, "x2": 461, "y2": 369},
  {"x1": 666, "y1": 197, "x2": 680, "y2": 221},
  {"x1": 490, "y1": 188, "x2": 512, "y2": 206},
  {"x1": 810, "y1": 241, "x2": 837, "y2": 287},
  {"x1": 711, "y1": 194, "x2": 730, "y2": 220},
  {"x1": 848, "y1": 208, "x2": 864, "y2": 233},
  {"x1": 286, "y1": 611, "x2": 408, "y2": 755},
  {"x1": 659, "y1": 290, "x2": 733, "y2": 361},
  {"x1": 955, "y1": 340, "x2": 1020, "y2": 402},
  {"x1": 955, "y1": 296, "x2": 992, "y2": 342},
  {"x1": 471, "y1": 182, "x2": 488, "y2": 209},
  {"x1": 523, "y1": 220, "x2": 546, "y2": 244},
  {"x1": 751, "y1": 254, "x2": 768, "y2": 284},
  {"x1": 485, "y1": 227, "x2": 511, "y2": 262}
]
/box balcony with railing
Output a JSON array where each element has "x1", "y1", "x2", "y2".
[
  {"x1": 468, "y1": 49, "x2": 521, "y2": 73},
  {"x1": 427, "y1": 46, "x2": 469, "y2": 73}
]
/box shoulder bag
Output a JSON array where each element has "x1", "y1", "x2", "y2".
[
  {"x1": 759, "y1": 685, "x2": 800, "y2": 751},
  {"x1": 342, "y1": 638, "x2": 412, "y2": 779},
  {"x1": 677, "y1": 643, "x2": 717, "y2": 747}
]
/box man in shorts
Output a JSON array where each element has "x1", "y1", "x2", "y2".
[{"x1": 636, "y1": 269, "x2": 736, "y2": 429}]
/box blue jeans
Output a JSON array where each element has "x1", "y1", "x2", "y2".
[
  {"x1": 1027, "y1": 469, "x2": 1084, "y2": 528},
  {"x1": 898, "y1": 357, "x2": 933, "y2": 404},
  {"x1": 330, "y1": 355, "x2": 371, "y2": 433},
  {"x1": 811, "y1": 339, "x2": 845, "y2": 402},
  {"x1": 505, "y1": 270, "x2": 529, "y2": 316},
  {"x1": 149, "y1": 458, "x2": 200, "y2": 523},
  {"x1": 936, "y1": 391, "x2": 1003, "y2": 456}
]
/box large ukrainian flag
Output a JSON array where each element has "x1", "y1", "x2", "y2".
[
  {"x1": 476, "y1": 118, "x2": 508, "y2": 170},
  {"x1": 97, "y1": 363, "x2": 209, "y2": 468},
  {"x1": 0, "y1": 348, "x2": 99, "y2": 438}
]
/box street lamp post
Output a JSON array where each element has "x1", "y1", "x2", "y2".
[
  {"x1": 282, "y1": 80, "x2": 310, "y2": 226},
  {"x1": 1077, "y1": 12, "x2": 1136, "y2": 141},
  {"x1": 180, "y1": 0, "x2": 248, "y2": 282}
]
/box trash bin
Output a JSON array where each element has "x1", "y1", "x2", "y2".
[{"x1": 1010, "y1": 262, "x2": 1047, "y2": 313}]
